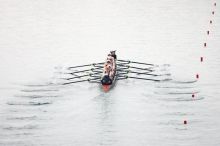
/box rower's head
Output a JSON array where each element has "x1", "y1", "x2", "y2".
[
  {"x1": 107, "y1": 60, "x2": 111, "y2": 64},
  {"x1": 110, "y1": 50, "x2": 116, "y2": 55}
]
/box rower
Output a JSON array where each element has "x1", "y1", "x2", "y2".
[
  {"x1": 107, "y1": 64, "x2": 112, "y2": 74},
  {"x1": 106, "y1": 60, "x2": 112, "y2": 67},
  {"x1": 109, "y1": 53, "x2": 116, "y2": 71},
  {"x1": 103, "y1": 60, "x2": 112, "y2": 75},
  {"x1": 109, "y1": 67, "x2": 114, "y2": 79},
  {"x1": 103, "y1": 63, "x2": 108, "y2": 73},
  {"x1": 103, "y1": 70, "x2": 108, "y2": 76},
  {"x1": 107, "y1": 54, "x2": 114, "y2": 63},
  {"x1": 110, "y1": 50, "x2": 117, "y2": 59}
]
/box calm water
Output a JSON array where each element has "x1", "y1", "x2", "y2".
[{"x1": 0, "y1": 0, "x2": 220, "y2": 146}]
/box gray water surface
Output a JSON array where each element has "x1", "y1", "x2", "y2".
[{"x1": 0, "y1": 0, "x2": 220, "y2": 146}]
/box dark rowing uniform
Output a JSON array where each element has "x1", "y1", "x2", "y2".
[{"x1": 111, "y1": 54, "x2": 117, "y2": 59}]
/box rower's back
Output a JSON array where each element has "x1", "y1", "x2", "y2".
[{"x1": 111, "y1": 54, "x2": 117, "y2": 59}]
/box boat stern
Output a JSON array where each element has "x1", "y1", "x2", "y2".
[{"x1": 102, "y1": 85, "x2": 111, "y2": 92}]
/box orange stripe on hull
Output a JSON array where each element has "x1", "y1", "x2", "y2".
[{"x1": 102, "y1": 85, "x2": 110, "y2": 92}]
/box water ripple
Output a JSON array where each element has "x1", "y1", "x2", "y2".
[{"x1": 7, "y1": 101, "x2": 52, "y2": 106}]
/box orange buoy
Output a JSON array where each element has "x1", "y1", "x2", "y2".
[{"x1": 200, "y1": 57, "x2": 203, "y2": 62}]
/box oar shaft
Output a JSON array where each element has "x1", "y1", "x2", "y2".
[
  {"x1": 92, "y1": 70, "x2": 103, "y2": 74},
  {"x1": 90, "y1": 75, "x2": 101, "y2": 78},
  {"x1": 117, "y1": 72, "x2": 128, "y2": 75},
  {"x1": 117, "y1": 64, "x2": 153, "y2": 71},
  {"x1": 129, "y1": 71, "x2": 158, "y2": 76},
  {"x1": 129, "y1": 66, "x2": 153, "y2": 71},
  {"x1": 64, "y1": 73, "x2": 101, "y2": 80},
  {"x1": 62, "y1": 79, "x2": 89, "y2": 85},
  {"x1": 65, "y1": 74, "x2": 90, "y2": 80},
  {"x1": 89, "y1": 81, "x2": 100, "y2": 83},
  {"x1": 117, "y1": 62, "x2": 130, "y2": 65},
  {"x1": 130, "y1": 61, "x2": 154, "y2": 66},
  {"x1": 68, "y1": 64, "x2": 91, "y2": 69},
  {"x1": 117, "y1": 59, "x2": 154, "y2": 66},
  {"x1": 117, "y1": 66, "x2": 129, "y2": 70},
  {"x1": 117, "y1": 77, "x2": 128, "y2": 80},
  {"x1": 89, "y1": 77, "x2": 101, "y2": 81},
  {"x1": 71, "y1": 69, "x2": 91, "y2": 74},
  {"x1": 117, "y1": 59, "x2": 130, "y2": 63},
  {"x1": 68, "y1": 62, "x2": 104, "y2": 69},
  {"x1": 128, "y1": 76, "x2": 160, "y2": 82},
  {"x1": 70, "y1": 67, "x2": 102, "y2": 74}
]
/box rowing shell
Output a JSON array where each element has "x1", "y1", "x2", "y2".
[{"x1": 101, "y1": 60, "x2": 117, "y2": 92}]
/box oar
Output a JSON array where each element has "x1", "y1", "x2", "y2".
[
  {"x1": 116, "y1": 72, "x2": 130, "y2": 78},
  {"x1": 70, "y1": 69, "x2": 91, "y2": 74},
  {"x1": 117, "y1": 67, "x2": 130, "y2": 71},
  {"x1": 116, "y1": 62, "x2": 130, "y2": 66},
  {"x1": 68, "y1": 64, "x2": 91, "y2": 69},
  {"x1": 117, "y1": 65, "x2": 130, "y2": 70},
  {"x1": 92, "y1": 70, "x2": 103, "y2": 74},
  {"x1": 129, "y1": 66, "x2": 154, "y2": 72},
  {"x1": 117, "y1": 63, "x2": 129, "y2": 66},
  {"x1": 129, "y1": 71, "x2": 158, "y2": 76},
  {"x1": 63, "y1": 71, "x2": 102, "y2": 80},
  {"x1": 88, "y1": 77, "x2": 101, "y2": 82},
  {"x1": 68, "y1": 62, "x2": 104, "y2": 69},
  {"x1": 129, "y1": 61, "x2": 154, "y2": 66},
  {"x1": 62, "y1": 74, "x2": 90, "y2": 80},
  {"x1": 69, "y1": 67, "x2": 103, "y2": 74},
  {"x1": 88, "y1": 77, "x2": 102, "y2": 83},
  {"x1": 117, "y1": 59, "x2": 154, "y2": 66},
  {"x1": 90, "y1": 74, "x2": 101, "y2": 78},
  {"x1": 89, "y1": 81, "x2": 100, "y2": 83},
  {"x1": 92, "y1": 66, "x2": 103, "y2": 70},
  {"x1": 62, "y1": 79, "x2": 89, "y2": 85},
  {"x1": 117, "y1": 64, "x2": 130, "y2": 69},
  {"x1": 117, "y1": 59, "x2": 130, "y2": 63},
  {"x1": 117, "y1": 64, "x2": 153, "y2": 72},
  {"x1": 93, "y1": 64, "x2": 103, "y2": 68},
  {"x1": 127, "y1": 76, "x2": 161, "y2": 82},
  {"x1": 117, "y1": 77, "x2": 128, "y2": 80},
  {"x1": 62, "y1": 76, "x2": 102, "y2": 85},
  {"x1": 116, "y1": 72, "x2": 129, "y2": 76}
]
